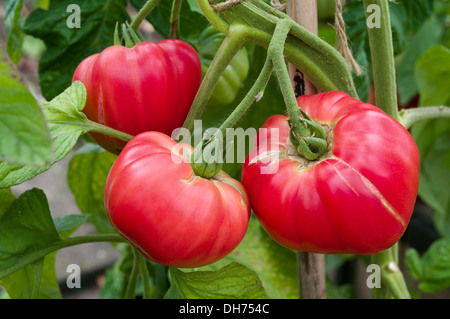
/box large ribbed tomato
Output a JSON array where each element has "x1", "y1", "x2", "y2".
[
  {"x1": 73, "y1": 40, "x2": 201, "y2": 154},
  {"x1": 241, "y1": 91, "x2": 420, "y2": 255},
  {"x1": 104, "y1": 131, "x2": 250, "y2": 268}
]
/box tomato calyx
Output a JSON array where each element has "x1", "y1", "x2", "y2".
[
  {"x1": 190, "y1": 139, "x2": 223, "y2": 179},
  {"x1": 287, "y1": 109, "x2": 329, "y2": 161},
  {"x1": 113, "y1": 22, "x2": 144, "y2": 48}
]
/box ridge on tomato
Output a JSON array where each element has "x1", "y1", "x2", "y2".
[
  {"x1": 195, "y1": 26, "x2": 250, "y2": 110},
  {"x1": 73, "y1": 39, "x2": 202, "y2": 154},
  {"x1": 241, "y1": 91, "x2": 420, "y2": 255},
  {"x1": 104, "y1": 131, "x2": 250, "y2": 268}
]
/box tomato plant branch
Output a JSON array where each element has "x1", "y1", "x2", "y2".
[
  {"x1": 0, "y1": 234, "x2": 126, "y2": 280},
  {"x1": 83, "y1": 120, "x2": 134, "y2": 142},
  {"x1": 182, "y1": 25, "x2": 247, "y2": 133},
  {"x1": 269, "y1": 19, "x2": 327, "y2": 161},
  {"x1": 363, "y1": 0, "x2": 399, "y2": 120},
  {"x1": 196, "y1": 0, "x2": 230, "y2": 35},
  {"x1": 130, "y1": 0, "x2": 161, "y2": 31},
  {"x1": 191, "y1": 56, "x2": 274, "y2": 178},
  {"x1": 399, "y1": 106, "x2": 450, "y2": 130},
  {"x1": 219, "y1": 0, "x2": 358, "y2": 98},
  {"x1": 124, "y1": 248, "x2": 140, "y2": 299},
  {"x1": 371, "y1": 244, "x2": 411, "y2": 299},
  {"x1": 137, "y1": 252, "x2": 152, "y2": 299},
  {"x1": 170, "y1": 0, "x2": 182, "y2": 39}
]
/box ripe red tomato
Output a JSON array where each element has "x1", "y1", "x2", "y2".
[
  {"x1": 241, "y1": 91, "x2": 420, "y2": 255},
  {"x1": 104, "y1": 131, "x2": 250, "y2": 268},
  {"x1": 73, "y1": 40, "x2": 201, "y2": 154}
]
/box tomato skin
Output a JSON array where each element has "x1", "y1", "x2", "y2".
[
  {"x1": 73, "y1": 40, "x2": 202, "y2": 154},
  {"x1": 241, "y1": 91, "x2": 420, "y2": 255},
  {"x1": 104, "y1": 131, "x2": 250, "y2": 268}
]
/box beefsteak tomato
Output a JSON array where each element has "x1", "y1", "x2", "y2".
[
  {"x1": 104, "y1": 131, "x2": 250, "y2": 268},
  {"x1": 241, "y1": 91, "x2": 420, "y2": 255},
  {"x1": 73, "y1": 40, "x2": 202, "y2": 154}
]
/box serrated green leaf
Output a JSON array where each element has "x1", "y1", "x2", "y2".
[
  {"x1": 23, "y1": 0, "x2": 130, "y2": 100},
  {"x1": 166, "y1": 262, "x2": 268, "y2": 299},
  {"x1": 189, "y1": 218, "x2": 298, "y2": 299},
  {"x1": 405, "y1": 248, "x2": 423, "y2": 280},
  {"x1": 53, "y1": 214, "x2": 89, "y2": 239},
  {"x1": 0, "y1": 48, "x2": 53, "y2": 166},
  {"x1": 406, "y1": 238, "x2": 450, "y2": 294},
  {"x1": 0, "y1": 188, "x2": 15, "y2": 219},
  {"x1": 0, "y1": 188, "x2": 64, "y2": 298},
  {"x1": 0, "y1": 81, "x2": 88, "y2": 189},
  {"x1": 4, "y1": 0, "x2": 25, "y2": 64},
  {"x1": 397, "y1": 15, "x2": 444, "y2": 105},
  {"x1": 412, "y1": 45, "x2": 450, "y2": 236},
  {"x1": 67, "y1": 143, "x2": 117, "y2": 234}
]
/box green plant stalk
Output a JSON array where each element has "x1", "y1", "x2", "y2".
[
  {"x1": 137, "y1": 252, "x2": 152, "y2": 299},
  {"x1": 0, "y1": 234, "x2": 126, "y2": 280},
  {"x1": 213, "y1": 58, "x2": 274, "y2": 141},
  {"x1": 170, "y1": 0, "x2": 182, "y2": 39},
  {"x1": 124, "y1": 248, "x2": 140, "y2": 299},
  {"x1": 191, "y1": 57, "x2": 274, "y2": 178},
  {"x1": 130, "y1": 0, "x2": 161, "y2": 31},
  {"x1": 363, "y1": 0, "x2": 399, "y2": 120},
  {"x1": 182, "y1": 25, "x2": 247, "y2": 133},
  {"x1": 363, "y1": 0, "x2": 410, "y2": 299},
  {"x1": 399, "y1": 106, "x2": 450, "y2": 129},
  {"x1": 196, "y1": 0, "x2": 230, "y2": 35},
  {"x1": 217, "y1": 0, "x2": 358, "y2": 98}
]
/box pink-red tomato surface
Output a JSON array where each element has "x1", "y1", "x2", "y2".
[
  {"x1": 241, "y1": 91, "x2": 420, "y2": 255},
  {"x1": 104, "y1": 131, "x2": 250, "y2": 268},
  {"x1": 73, "y1": 40, "x2": 201, "y2": 154}
]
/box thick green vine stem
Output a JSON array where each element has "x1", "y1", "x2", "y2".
[
  {"x1": 170, "y1": 0, "x2": 182, "y2": 39},
  {"x1": 191, "y1": 57, "x2": 274, "y2": 179},
  {"x1": 268, "y1": 19, "x2": 327, "y2": 161},
  {"x1": 130, "y1": 0, "x2": 161, "y2": 31},
  {"x1": 363, "y1": 0, "x2": 399, "y2": 120},
  {"x1": 399, "y1": 106, "x2": 450, "y2": 129},
  {"x1": 0, "y1": 234, "x2": 126, "y2": 280},
  {"x1": 216, "y1": 0, "x2": 359, "y2": 98},
  {"x1": 181, "y1": 24, "x2": 248, "y2": 133}
]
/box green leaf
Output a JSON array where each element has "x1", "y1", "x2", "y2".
[
  {"x1": 23, "y1": 0, "x2": 130, "y2": 100},
  {"x1": 405, "y1": 238, "x2": 450, "y2": 294},
  {"x1": 0, "y1": 48, "x2": 53, "y2": 166},
  {"x1": 412, "y1": 45, "x2": 450, "y2": 236},
  {"x1": 415, "y1": 45, "x2": 450, "y2": 106},
  {"x1": 188, "y1": 218, "x2": 298, "y2": 299},
  {"x1": 165, "y1": 262, "x2": 268, "y2": 299},
  {"x1": 0, "y1": 188, "x2": 63, "y2": 298},
  {"x1": 405, "y1": 248, "x2": 423, "y2": 280},
  {"x1": 0, "y1": 188, "x2": 16, "y2": 219},
  {"x1": 396, "y1": 15, "x2": 444, "y2": 105},
  {"x1": 0, "y1": 81, "x2": 88, "y2": 188},
  {"x1": 53, "y1": 214, "x2": 89, "y2": 239},
  {"x1": 4, "y1": 0, "x2": 25, "y2": 64},
  {"x1": 131, "y1": 0, "x2": 209, "y2": 41},
  {"x1": 67, "y1": 143, "x2": 117, "y2": 234}
]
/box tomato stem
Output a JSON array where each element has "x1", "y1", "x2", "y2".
[
  {"x1": 399, "y1": 105, "x2": 450, "y2": 129},
  {"x1": 82, "y1": 119, "x2": 134, "y2": 143},
  {"x1": 190, "y1": 56, "x2": 274, "y2": 178},
  {"x1": 371, "y1": 244, "x2": 411, "y2": 299},
  {"x1": 182, "y1": 24, "x2": 247, "y2": 133},
  {"x1": 0, "y1": 234, "x2": 126, "y2": 280},
  {"x1": 196, "y1": 0, "x2": 230, "y2": 35},
  {"x1": 170, "y1": 0, "x2": 182, "y2": 39},
  {"x1": 130, "y1": 0, "x2": 161, "y2": 32},
  {"x1": 124, "y1": 248, "x2": 140, "y2": 299},
  {"x1": 137, "y1": 251, "x2": 152, "y2": 299},
  {"x1": 363, "y1": 0, "x2": 399, "y2": 120}
]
